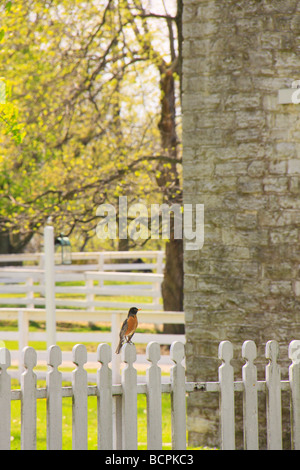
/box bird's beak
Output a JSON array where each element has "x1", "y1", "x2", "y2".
[{"x1": 137, "y1": 308, "x2": 141, "y2": 311}]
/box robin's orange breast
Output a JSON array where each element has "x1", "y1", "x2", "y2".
[{"x1": 125, "y1": 315, "x2": 138, "y2": 336}]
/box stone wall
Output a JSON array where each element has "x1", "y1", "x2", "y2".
[{"x1": 182, "y1": 0, "x2": 300, "y2": 449}]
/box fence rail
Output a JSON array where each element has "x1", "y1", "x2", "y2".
[
  {"x1": 0, "y1": 339, "x2": 300, "y2": 450},
  {"x1": 0, "y1": 250, "x2": 165, "y2": 270},
  {"x1": 0, "y1": 270, "x2": 163, "y2": 310},
  {"x1": 0, "y1": 250, "x2": 165, "y2": 309},
  {"x1": 0, "y1": 308, "x2": 185, "y2": 381}
]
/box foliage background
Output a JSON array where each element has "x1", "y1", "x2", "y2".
[{"x1": 0, "y1": 0, "x2": 182, "y2": 253}]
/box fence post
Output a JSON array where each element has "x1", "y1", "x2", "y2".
[
  {"x1": 0, "y1": 348, "x2": 11, "y2": 449},
  {"x1": 289, "y1": 340, "x2": 300, "y2": 450},
  {"x1": 218, "y1": 340, "x2": 235, "y2": 450},
  {"x1": 26, "y1": 276, "x2": 34, "y2": 309},
  {"x1": 265, "y1": 340, "x2": 282, "y2": 450},
  {"x1": 39, "y1": 253, "x2": 45, "y2": 270},
  {"x1": 111, "y1": 312, "x2": 122, "y2": 383},
  {"x1": 121, "y1": 343, "x2": 137, "y2": 450},
  {"x1": 154, "y1": 252, "x2": 163, "y2": 309},
  {"x1": 97, "y1": 343, "x2": 113, "y2": 450},
  {"x1": 170, "y1": 341, "x2": 186, "y2": 450},
  {"x1": 86, "y1": 276, "x2": 95, "y2": 329},
  {"x1": 98, "y1": 253, "x2": 104, "y2": 286},
  {"x1": 156, "y1": 251, "x2": 164, "y2": 274},
  {"x1": 21, "y1": 347, "x2": 37, "y2": 450},
  {"x1": 242, "y1": 340, "x2": 259, "y2": 450},
  {"x1": 44, "y1": 224, "x2": 56, "y2": 347},
  {"x1": 72, "y1": 344, "x2": 88, "y2": 450},
  {"x1": 18, "y1": 310, "x2": 29, "y2": 376},
  {"x1": 86, "y1": 278, "x2": 95, "y2": 311},
  {"x1": 146, "y1": 341, "x2": 162, "y2": 450},
  {"x1": 46, "y1": 345, "x2": 62, "y2": 450}
]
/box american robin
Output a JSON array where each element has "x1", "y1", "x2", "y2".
[{"x1": 115, "y1": 307, "x2": 141, "y2": 354}]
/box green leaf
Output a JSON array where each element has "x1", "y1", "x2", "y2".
[
  {"x1": 0, "y1": 30, "x2": 4, "y2": 42},
  {"x1": 5, "y1": 1, "x2": 12, "y2": 12}
]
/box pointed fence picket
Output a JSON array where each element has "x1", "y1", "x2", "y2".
[
  {"x1": 0, "y1": 339, "x2": 300, "y2": 450},
  {"x1": 97, "y1": 343, "x2": 113, "y2": 450},
  {"x1": 21, "y1": 347, "x2": 37, "y2": 450},
  {"x1": 265, "y1": 340, "x2": 282, "y2": 450},
  {"x1": 242, "y1": 340, "x2": 259, "y2": 450},
  {"x1": 72, "y1": 344, "x2": 88, "y2": 450},
  {"x1": 121, "y1": 344, "x2": 138, "y2": 450},
  {"x1": 218, "y1": 341, "x2": 235, "y2": 450},
  {"x1": 146, "y1": 341, "x2": 162, "y2": 450},
  {"x1": 170, "y1": 342, "x2": 186, "y2": 450},
  {"x1": 289, "y1": 340, "x2": 300, "y2": 450},
  {"x1": 46, "y1": 345, "x2": 62, "y2": 450},
  {"x1": 0, "y1": 348, "x2": 10, "y2": 450}
]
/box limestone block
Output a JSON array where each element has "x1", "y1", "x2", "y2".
[
  {"x1": 248, "y1": 161, "x2": 267, "y2": 177},
  {"x1": 288, "y1": 159, "x2": 300, "y2": 174},
  {"x1": 237, "y1": 176, "x2": 263, "y2": 194},
  {"x1": 269, "y1": 160, "x2": 287, "y2": 175},
  {"x1": 263, "y1": 177, "x2": 289, "y2": 192}
]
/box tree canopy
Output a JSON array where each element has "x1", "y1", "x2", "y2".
[{"x1": 0, "y1": 0, "x2": 182, "y2": 253}]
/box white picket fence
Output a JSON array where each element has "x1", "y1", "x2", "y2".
[
  {"x1": 0, "y1": 341, "x2": 186, "y2": 450},
  {"x1": 0, "y1": 339, "x2": 300, "y2": 450}
]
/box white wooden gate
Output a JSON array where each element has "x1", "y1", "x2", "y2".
[
  {"x1": 0, "y1": 339, "x2": 300, "y2": 450},
  {"x1": 0, "y1": 341, "x2": 186, "y2": 450}
]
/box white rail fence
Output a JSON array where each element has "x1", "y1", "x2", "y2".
[
  {"x1": 0, "y1": 250, "x2": 165, "y2": 311},
  {"x1": 0, "y1": 250, "x2": 165, "y2": 273},
  {"x1": 0, "y1": 339, "x2": 300, "y2": 450},
  {"x1": 0, "y1": 308, "x2": 184, "y2": 381},
  {"x1": 0, "y1": 251, "x2": 185, "y2": 379}
]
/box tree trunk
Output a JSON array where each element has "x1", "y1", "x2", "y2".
[
  {"x1": 0, "y1": 232, "x2": 11, "y2": 254},
  {"x1": 0, "y1": 228, "x2": 34, "y2": 255},
  {"x1": 0, "y1": 230, "x2": 29, "y2": 265},
  {"x1": 156, "y1": 59, "x2": 184, "y2": 333}
]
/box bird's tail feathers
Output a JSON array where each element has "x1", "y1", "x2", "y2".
[{"x1": 115, "y1": 340, "x2": 123, "y2": 354}]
